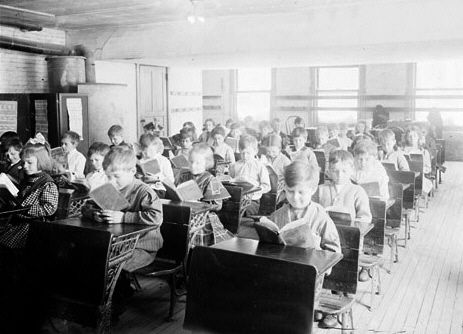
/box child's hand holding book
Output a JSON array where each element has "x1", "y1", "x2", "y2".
[{"x1": 99, "y1": 210, "x2": 124, "y2": 224}]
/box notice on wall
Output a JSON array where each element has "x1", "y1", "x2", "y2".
[
  {"x1": 0, "y1": 101, "x2": 18, "y2": 135},
  {"x1": 66, "y1": 98, "x2": 83, "y2": 138},
  {"x1": 35, "y1": 100, "x2": 49, "y2": 140}
]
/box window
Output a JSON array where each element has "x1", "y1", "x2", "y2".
[
  {"x1": 316, "y1": 67, "x2": 359, "y2": 124},
  {"x1": 236, "y1": 69, "x2": 271, "y2": 121},
  {"x1": 415, "y1": 61, "x2": 463, "y2": 127}
]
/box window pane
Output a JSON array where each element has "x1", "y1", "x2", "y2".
[
  {"x1": 237, "y1": 92, "x2": 270, "y2": 121},
  {"x1": 318, "y1": 67, "x2": 359, "y2": 90},
  {"x1": 237, "y1": 69, "x2": 271, "y2": 91},
  {"x1": 416, "y1": 62, "x2": 463, "y2": 88},
  {"x1": 416, "y1": 111, "x2": 463, "y2": 127},
  {"x1": 318, "y1": 111, "x2": 358, "y2": 124}
]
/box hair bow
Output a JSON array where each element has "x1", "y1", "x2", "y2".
[{"x1": 28, "y1": 132, "x2": 47, "y2": 145}]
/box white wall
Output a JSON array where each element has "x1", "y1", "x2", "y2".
[
  {"x1": 93, "y1": 61, "x2": 138, "y2": 143},
  {"x1": 67, "y1": 0, "x2": 463, "y2": 68},
  {"x1": 167, "y1": 68, "x2": 203, "y2": 136}
]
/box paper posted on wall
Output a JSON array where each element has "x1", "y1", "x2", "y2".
[{"x1": 66, "y1": 98, "x2": 83, "y2": 138}]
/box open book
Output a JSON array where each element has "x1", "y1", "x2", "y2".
[
  {"x1": 254, "y1": 216, "x2": 315, "y2": 248},
  {"x1": 161, "y1": 137, "x2": 175, "y2": 150},
  {"x1": 163, "y1": 180, "x2": 203, "y2": 202},
  {"x1": 89, "y1": 183, "x2": 130, "y2": 211},
  {"x1": 170, "y1": 154, "x2": 190, "y2": 169},
  {"x1": 225, "y1": 137, "x2": 239, "y2": 152},
  {"x1": 139, "y1": 159, "x2": 161, "y2": 176},
  {"x1": 0, "y1": 173, "x2": 19, "y2": 197},
  {"x1": 51, "y1": 147, "x2": 68, "y2": 168}
]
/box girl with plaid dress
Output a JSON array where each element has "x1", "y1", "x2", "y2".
[
  {"x1": 0, "y1": 143, "x2": 59, "y2": 249},
  {"x1": 177, "y1": 143, "x2": 233, "y2": 246}
]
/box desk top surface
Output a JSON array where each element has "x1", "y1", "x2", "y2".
[
  {"x1": 161, "y1": 199, "x2": 212, "y2": 214},
  {"x1": 49, "y1": 217, "x2": 156, "y2": 237},
  {"x1": 213, "y1": 237, "x2": 342, "y2": 276}
]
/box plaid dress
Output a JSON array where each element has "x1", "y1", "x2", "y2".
[
  {"x1": 180, "y1": 171, "x2": 234, "y2": 247},
  {"x1": 0, "y1": 172, "x2": 59, "y2": 249}
]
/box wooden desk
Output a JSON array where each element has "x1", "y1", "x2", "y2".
[
  {"x1": 212, "y1": 237, "x2": 342, "y2": 277},
  {"x1": 27, "y1": 217, "x2": 156, "y2": 333},
  {"x1": 185, "y1": 239, "x2": 342, "y2": 334}
]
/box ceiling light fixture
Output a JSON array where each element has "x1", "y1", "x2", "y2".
[{"x1": 187, "y1": 0, "x2": 205, "y2": 24}]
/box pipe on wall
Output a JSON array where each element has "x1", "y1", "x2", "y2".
[{"x1": 0, "y1": 35, "x2": 71, "y2": 55}]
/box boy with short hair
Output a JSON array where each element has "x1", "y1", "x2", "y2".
[
  {"x1": 289, "y1": 127, "x2": 318, "y2": 167},
  {"x1": 86, "y1": 142, "x2": 110, "y2": 190},
  {"x1": 316, "y1": 126, "x2": 337, "y2": 163},
  {"x1": 328, "y1": 123, "x2": 353, "y2": 151},
  {"x1": 378, "y1": 129, "x2": 410, "y2": 171},
  {"x1": 82, "y1": 146, "x2": 163, "y2": 271},
  {"x1": 316, "y1": 150, "x2": 372, "y2": 224},
  {"x1": 229, "y1": 135, "x2": 271, "y2": 215},
  {"x1": 352, "y1": 141, "x2": 390, "y2": 200},
  {"x1": 62, "y1": 131, "x2": 86, "y2": 180},
  {"x1": 1, "y1": 138, "x2": 24, "y2": 185},
  {"x1": 294, "y1": 116, "x2": 305, "y2": 129}
]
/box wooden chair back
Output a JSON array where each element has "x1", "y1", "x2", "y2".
[
  {"x1": 218, "y1": 185, "x2": 243, "y2": 234},
  {"x1": 382, "y1": 162, "x2": 396, "y2": 171},
  {"x1": 436, "y1": 139, "x2": 445, "y2": 163},
  {"x1": 387, "y1": 170, "x2": 416, "y2": 209},
  {"x1": 157, "y1": 205, "x2": 191, "y2": 264},
  {"x1": 323, "y1": 225, "x2": 360, "y2": 294},
  {"x1": 266, "y1": 166, "x2": 279, "y2": 193},
  {"x1": 184, "y1": 246, "x2": 317, "y2": 334},
  {"x1": 363, "y1": 198, "x2": 386, "y2": 255},
  {"x1": 386, "y1": 183, "x2": 403, "y2": 228}
]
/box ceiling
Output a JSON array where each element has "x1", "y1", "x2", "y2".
[{"x1": 0, "y1": 0, "x2": 398, "y2": 30}]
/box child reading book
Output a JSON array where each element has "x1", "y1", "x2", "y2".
[
  {"x1": 268, "y1": 160, "x2": 341, "y2": 252},
  {"x1": 107, "y1": 124, "x2": 131, "y2": 149},
  {"x1": 229, "y1": 135, "x2": 271, "y2": 215},
  {"x1": 1, "y1": 138, "x2": 24, "y2": 185},
  {"x1": 378, "y1": 129, "x2": 410, "y2": 171},
  {"x1": 138, "y1": 134, "x2": 175, "y2": 198},
  {"x1": 315, "y1": 150, "x2": 372, "y2": 225},
  {"x1": 86, "y1": 142, "x2": 110, "y2": 190},
  {"x1": 82, "y1": 146, "x2": 163, "y2": 272},
  {"x1": 61, "y1": 131, "x2": 86, "y2": 180},
  {"x1": 403, "y1": 127, "x2": 433, "y2": 194},
  {"x1": 177, "y1": 143, "x2": 233, "y2": 246},
  {"x1": 266, "y1": 160, "x2": 341, "y2": 328},
  {"x1": 352, "y1": 140, "x2": 390, "y2": 200},
  {"x1": 288, "y1": 127, "x2": 318, "y2": 167},
  {"x1": 211, "y1": 126, "x2": 235, "y2": 163},
  {"x1": 226, "y1": 123, "x2": 242, "y2": 153},
  {"x1": 315, "y1": 126, "x2": 337, "y2": 163},
  {"x1": 328, "y1": 123, "x2": 353, "y2": 151},
  {"x1": 263, "y1": 134, "x2": 290, "y2": 203},
  {"x1": 176, "y1": 128, "x2": 194, "y2": 159},
  {"x1": 0, "y1": 143, "x2": 59, "y2": 249},
  {"x1": 198, "y1": 118, "x2": 215, "y2": 145}
]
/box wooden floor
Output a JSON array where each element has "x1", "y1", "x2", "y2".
[{"x1": 47, "y1": 162, "x2": 463, "y2": 334}]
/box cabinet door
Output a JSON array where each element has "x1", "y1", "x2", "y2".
[{"x1": 137, "y1": 65, "x2": 167, "y2": 136}]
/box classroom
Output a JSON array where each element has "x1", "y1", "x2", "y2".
[{"x1": 0, "y1": 1, "x2": 462, "y2": 333}]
